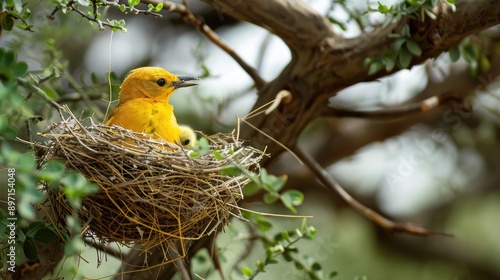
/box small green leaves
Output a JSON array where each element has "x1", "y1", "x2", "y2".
[
  {"x1": 377, "y1": 1, "x2": 389, "y2": 13},
  {"x1": 148, "y1": 3, "x2": 163, "y2": 13},
  {"x1": 280, "y1": 190, "x2": 304, "y2": 213},
  {"x1": 242, "y1": 267, "x2": 253, "y2": 279},
  {"x1": 365, "y1": 23, "x2": 425, "y2": 74},
  {"x1": 107, "y1": 19, "x2": 127, "y2": 32},
  {"x1": 448, "y1": 39, "x2": 490, "y2": 76},
  {"x1": 241, "y1": 218, "x2": 330, "y2": 280},
  {"x1": 190, "y1": 137, "x2": 210, "y2": 158},
  {"x1": 0, "y1": 48, "x2": 29, "y2": 79},
  {"x1": 219, "y1": 165, "x2": 242, "y2": 177},
  {"x1": 245, "y1": 168, "x2": 304, "y2": 212},
  {"x1": 406, "y1": 39, "x2": 422, "y2": 56},
  {"x1": 448, "y1": 46, "x2": 460, "y2": 62},
  {"x1": 128, "y1": 0, "x2": 140, "y2": 7},
  {"x1": 61, "y1": 172, "x2": 99, "y2": 209},
  {"x1": 398, "y1": 47, "x2": 412, "y2": 69}
]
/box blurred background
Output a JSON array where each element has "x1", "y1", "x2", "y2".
[{"x1": 1, "y1": 0, "x2": 500, "y2": 279}]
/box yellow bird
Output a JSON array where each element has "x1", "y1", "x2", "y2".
[
  {"x1": 106, "y1": 67, "x2": 198, "y2": 145},
  {"x1": 179, "y1": 125, "x2": 197, "y2": 149}
]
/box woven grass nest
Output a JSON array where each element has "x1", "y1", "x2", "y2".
[{"x1": 33, "y1": 114, "x2": 265, "y2": 251}]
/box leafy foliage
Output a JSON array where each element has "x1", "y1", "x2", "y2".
[
  {"x1": 0, "y1": 144, "x2": 98, "y2": 266},
  {"x1": 240, "y1": 218, "x2": 336, "y2": 280},
  {"x1": 363, "y1": 0, "x2": 480, "y2": 75}
]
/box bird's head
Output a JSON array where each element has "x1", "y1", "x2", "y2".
[
  {"x1": 178, "y1": 125, "x2": 197, "y2": 149},
  {"x1": 119, "y1": 67, "x2": 198, "y2": 102}
]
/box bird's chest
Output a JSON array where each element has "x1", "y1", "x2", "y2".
[{"x1": 123, "y1": 100, "x2": 179, "y2": 141}]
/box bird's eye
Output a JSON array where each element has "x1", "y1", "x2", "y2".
[
  {"x1": 157, "y1": 78, "x2": 166, "y2": 87},
  {"x1": 183, "y1": 139, "x2": 190, "y2": 145}
]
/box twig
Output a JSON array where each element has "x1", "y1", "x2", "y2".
[
  {"x1": 83, "y1": 239, "x2": 122, "y2": 260},
  {"x1": 293, "y1": 145, "x2": 452, "y2": 237},
  {"x1": 17, "y1": 77, "x2": 65, "y2": 113},
  {"x1": 141, "y1": 0, "x2": 266, "y2": 90},
  {"x1": 322, "y1": 93, "x2": 469, "y2": 119},
  {"x1": 47, "y1": 0, "x2": 161, "y2": 30},
  {"x1": 2, "y1": 8, "x2": 34, "y2": 32}
]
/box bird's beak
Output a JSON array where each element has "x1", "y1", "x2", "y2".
[{"x1": 173, "y1": 76, "x2": 199, "y2": 89}]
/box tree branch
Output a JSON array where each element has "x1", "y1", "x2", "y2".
[
  {"x1": 322, "y1": 93, "x2": 468, "y2": 119},
  {"x1": 293, "y1": 145, "x2": 450, "y2": 236},
  {"x1": 141, "y1": 0, "x2": 267, "y2": 90},
  {"x1": 202, "y1": 0, "x2": 500, "y2": 161}
]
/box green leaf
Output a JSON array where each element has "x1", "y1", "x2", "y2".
[
  {"x1": 393, "y1": 38, "x2": 406, "y2": 52},
  {"x1": 260, "y1": 169, "x2": 287, "y2": 192},
  {"x1": 16, "y1": 153, "x2": 36, "y2": 173},
  {"x1": 34, "y1": 227, "x2": 59, "y2": 243},
  {"x1": 367, "y1": 61, "x2": 383, "y2": 75},
  {"x1": 449, "y1": 46, "x2": 460, "y2": 62},
  {"x1": 38, "y1": 161, "x2": 66, "y2": 182},
  {"x1": 327, "y1": 16, "x2": 347, "y2": 31},
  {"x1": 17, "y1": 227, "x2": 26, "y2": 242},
  {"x1": 153, "y1": 3, "x2": 163, "y2": 12},
  {"x1": 61, "y1": 172, "x2": 99, "y2": 208},
  {"x1": 64, "y1": 237, "x2": 85, "y2": 256},
  {"x1": 398, "y1": 47, "x2": 412, "y2": 69},
  {"x1": 377, "y1": 1, "x2": 389, "y2": 13},
  {"x1": 304, "y1": 226, "x2": 317, "y2": 240},
  {"x1": 23, "y1": 237, "x2": 38, "y2": 262},
  {"x1": 16, "y1": 23, "x2": 33, "y2": 31},
  {"x1": 383, "y1": 53, "x2": 396, "y2": 72},
  {"x1": 280, "y1": 190, "x2": 304, "y2": 213},
  {"x1": 479, "y1": 54, "x2": 491, "y2": 72},
  {"x1": 424, "y1": 8, "x2": 436, "y2": 20},
  {"x1": 212, "y1": 150, "x2": 223, "y2": 160},
  {"x1": 462, "y1": 44, "x2": 479, "y2": 62},
  {"x1": 128, "y1": 0, "x2": 140, "y2": 7},
  {"x1": 12, "y1": 61, "x2": 28, "y2": 77},
  {"x1": 22, "y1": 8, "x2": 31, "y2": 20},
  {"x1": 400, "y1": 25, "x2": 411, "y2": 37},
  {"x1": 256, "y1": 218, "x2": 272, "y2": 232},
  {"x1": 2, "y1": 15, "x2": 15, "y2": 31},
  {"x1": 267, "y1": 257, "x2": 279, "y2": 264},
  {"x1": 26, "y1": 221, "x2": 45, "y2": 238},
  {"x1": 2, "y1": 50, "x2": 15, "y2": 67},
  {"x1": 242, "y1": 181, "x2": 261, "y2": 196},
  {"x1": 257, "y1": 260, "x2": 265, "y2": 271},
  {"x1": 405, "y1": 5, "x2": 420, "y2": 14},
  {"x1": 219, "y1": 165, "x2": 241, "y2": 177},
  {"x1": 301, "y1": 218, "x2": 308, "y2": 232},
  {"x1": 329, "y1": 271, "x2": 339, "y2": 278},
  {"x1": 242, "y1": 267, "x2": 252, "y2": 278},
  {"x1": 263, "y1": 193, "x2": 279, "y2": 204},
  {"x1": 406, "y1": 40, "x2": 422, "y2": 56},
  {"x1": 311, "y1": 261, "x2": 322, "y2": 271},
  {"x1": 282, "y1": 251, "x2": 293, "y2": 262}
]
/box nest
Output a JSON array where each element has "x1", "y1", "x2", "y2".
[{"x1": 32, "y1": 114, "x2": 264, "y2": 252}]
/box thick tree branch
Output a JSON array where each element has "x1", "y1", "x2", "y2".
[{"x1": 203, "y1": 0, "x2": 500, "y2": 162}]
